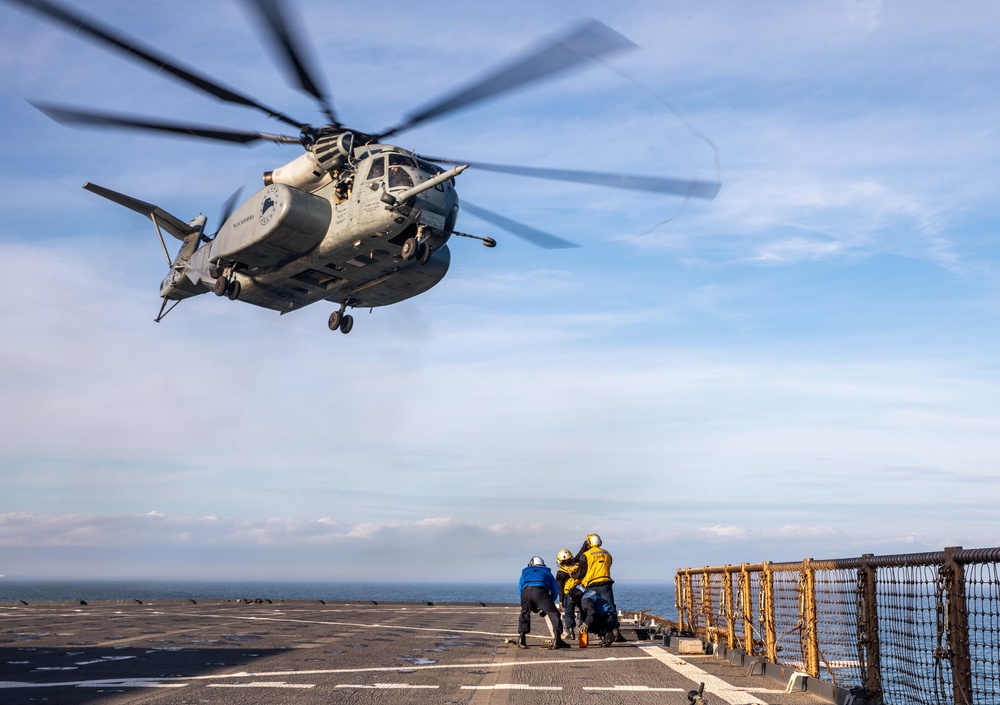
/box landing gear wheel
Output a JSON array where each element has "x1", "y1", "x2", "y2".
[
  {"x1": 328, "y1": 310, "x2": 342, "y2": 331},
  {"x1": 418, "y1": 241, "x2": 432, "y2": 265},
  {"x1": 226, "y1": 279, "x2": 241, "y2": 300},
  {"x1": 213, "y1": 276, "x2": 228, "y2": 297},
  {"x1": 340, "y1": 314, "x2": 354, "y2": 334},
  {"x1": 401, "y1": 237, "x2": 418, "y2": 260}
]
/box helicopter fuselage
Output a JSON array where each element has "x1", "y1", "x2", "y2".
[
  {"x1": 163, "y1": 144, "x2": 460, "y2": 317},
  {"x1": 11, "y1": 0, "x2": 717, "y2": 334}
]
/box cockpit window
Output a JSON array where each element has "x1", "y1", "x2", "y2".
[
  {"x1": 388, "y1": 165, "x2": 414, "y2": 190},
  {"x1": 366, "y1": 156, "x2": 385, "y2": 180},
  {"x1": 388, "y1": 153, "x2": 418, "y2": 168},
  {"x1": 416, "y1": 159, "x2": 444, "y2": 175}
]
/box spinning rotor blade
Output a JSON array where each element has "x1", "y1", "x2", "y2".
[
  {"x1": 421, "y1": 156, "x2": 722, "y2": 200},
  {"x1": 212, "y1": 187, "x2": 244, "y2": 238},
  {"x1": 5, "y1": 0, "x2": 306, "y2": 130},
  {"x1": 462, "y1": 201, "x2": 578, "y2": 250},
  {"x1": 242, "y1": 0, "x2": 338, "y2": 126},
  {"x1": 218, "y1": 188, "x2": 244, "y2": 228},
  {"x1": 378, "y1": 19, "x2": 636, "y2": 139},
  {"x1": 32, "y1": 102, "x2": 300, "y2": 144}
]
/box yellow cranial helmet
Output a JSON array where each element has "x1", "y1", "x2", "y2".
[
  {"x1": 557, "y1": 548, "x2": 573, "y2": 563},
  {"x1": 587, "y1": 533, "x2": 602, "y2": 548}
]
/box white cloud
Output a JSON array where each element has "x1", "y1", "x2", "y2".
[
  {"x1": 752, "y1": 236, "x2": 845, "y2": 265},
  {"x1": 3, "y1": 511, "x2": 987, "y2": 581},
  {"x1": 846, "y1": 0, "x2": 884, "y2": 33},
  {"x1": 2, "y1": 0, "x2": 1000, "y2": 583}
]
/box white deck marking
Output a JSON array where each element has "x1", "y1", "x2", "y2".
[
  {"x1": 0, "y1": 679, "x2": 186, "y2": 689},
  {"x1": 584, "y1": 685, "x2": 685, "y2": 692},
  {"x1": 335, "y1": 683, "x2": 440, "y2": 689},
  {"x1": 175, "y1": 610, "x2": 519, "y2": 639},
  {"x1": 462, "y1": 684, "x2": 562, "y2": 691},
  {"x1": 0, "y1": 655, "x2": 653, "y2": 690},
  {"x1": 212, "y1": 655, "x2": 652, "y2": 679},
  {"x1": 207, "y1": 682, "x2": 314, "y2": 689},
  {"x1": 639, "y1": 646, "x2": 769, "y2": 705}
]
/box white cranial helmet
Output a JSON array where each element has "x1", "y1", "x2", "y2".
[{"x1": 529, "y1": 556, "x2": 546, "y2": 567}]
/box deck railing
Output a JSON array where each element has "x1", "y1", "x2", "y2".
[{"x1": 675, "y1": 546, "x2": 1000, "y2": 705}]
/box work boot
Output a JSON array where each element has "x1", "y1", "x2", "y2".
[
  {"x1": 554, "y1": 636, "x2": 571, "y2": 649},
  {"x1": 563, "y1": 628, "x2": 576, "y2": 641},
  {"x1": 517, "y1": 633, "x2": 527, "y2": 649}
]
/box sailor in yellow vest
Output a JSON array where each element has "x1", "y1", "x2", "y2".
[
  {"x1": 573, "y1": 533, "x2": 625, "y2": 642},
  {"x1": 555, "y1": 548, "x2": 580, "y2": 640}
]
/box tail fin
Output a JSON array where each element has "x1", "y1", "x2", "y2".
[
  {"x1": 83, "y1": 182, "x2": 198, "y2": 242},
  {"x1": 83, "y1": 182, "x2": 211, "y2": 313}
]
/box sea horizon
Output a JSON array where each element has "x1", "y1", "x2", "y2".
[{"x1": 0, "y1": 578, "x2": 678, "y2": 620}]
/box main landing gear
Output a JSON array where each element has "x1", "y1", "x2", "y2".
[
  {"x1": 211, "y1": 264, "x2": 241, "y2": 301},
  {"x1": 328, "y1": 304, "x2": 354, "y2": 335},
  {"x1": 212, "y1": 273, "x2": 240, "y2": 300}
]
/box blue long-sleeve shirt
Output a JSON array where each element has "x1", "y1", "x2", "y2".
[{"x1": 519, "y1": 565, "x2": 558, "y2": 602}]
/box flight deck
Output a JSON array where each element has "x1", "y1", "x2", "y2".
[{"x1": 1, "y1": 600, "x2": 827, "y2": 705}]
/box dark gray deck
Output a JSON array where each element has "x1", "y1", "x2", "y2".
[{"x1": 1, "y1": 601, "x2": 826, "y2": 704}]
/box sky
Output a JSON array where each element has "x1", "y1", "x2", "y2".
[{"x1": 1, "y1": 0, "x2": 999, "y2": 584}]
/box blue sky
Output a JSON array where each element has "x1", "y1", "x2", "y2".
[{"x1": 1, "y1": 0, "x2": 999, "y2": 583}]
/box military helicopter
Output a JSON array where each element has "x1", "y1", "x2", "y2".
[{"x1": 6, "y1": 0, "x2": 720, "y2": 335}]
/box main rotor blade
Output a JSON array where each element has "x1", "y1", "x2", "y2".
[
  {"x1": 32, "y1": 102, "x2": 300, "y2": 144},
  {"x1": 378, "y1": 19, "x2": 636, "y2": 140},
  {"x1": 215, "y1": 187, "x2": 245, "y2": 236},
  {"x1": 241, "y1": 0, "x2": 338, "y2": 126},
  {"x1": 6, "y1": 0, "x2": 306, "y2": 130},
  {"x1": 420, "y1": 156, "x2": 722, "y2": 200},
  {"x1": 461, "y1": 201, "x2": 578, "y2": 250}
]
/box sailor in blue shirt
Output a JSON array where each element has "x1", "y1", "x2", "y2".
[
  {"x1": 569, "y1": 585, "x2": 621, "y2": 647},
  {"x1": 518, "y1": 556, "x2": 570, "y2": 649}
]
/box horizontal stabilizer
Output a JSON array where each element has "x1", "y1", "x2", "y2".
[{"x1": 83, "y1": 182, "x2": 197, "y2": 241}]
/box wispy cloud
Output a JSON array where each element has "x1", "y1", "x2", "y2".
[{"x1": 1, "y1": 0, "x2": 999, "y2": 582}]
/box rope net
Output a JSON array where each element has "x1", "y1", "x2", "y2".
[{"x1": 676, "y1": 549, "x2": 1000, "y2": 704}]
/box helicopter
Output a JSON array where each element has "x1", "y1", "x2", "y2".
[{"x1": 6, "y1": 0, "x2": 720, "y2": 335}]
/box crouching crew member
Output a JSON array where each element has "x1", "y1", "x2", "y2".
[
  {"x1": 570, "y1": 585, "x2": 620, "y2": 647},
  {"x1": 574, "y1": 533, "x2": 626, "y2": 643},
  {"x1": 556, "y1": 547, "x2": 581, "y2": 640},
  {"x1": 518, "y1": 556, "x2": 571, "y2": 649}
]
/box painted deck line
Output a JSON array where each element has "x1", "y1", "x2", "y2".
[
  {"x1": 0, "y1": 655, "x2": 654, "y2": 690},
  {"x1": 0, "y1": 679, "x2": 187, "y2": 689},
  {"x1": 461, "y1": 684, "x2": 562, "y2": 691},
  {"x1": 192, "y1": 654, "x2": 653, "y2": 680},
  {"x1": 584, "y1": 685, "x2": 686, "y2": 692},
  {"x1": 207, "y1": 682, "x2": 315, "y2": 689},
  {"x1": 334, "y1": 684, "x2": 440, "y2": 689},
  {"x1": 640, "y1": 646, "x2": 769, "y2": 705},
  {"x1": 175, "y1": 610, "x2": 519, "y2": 639}
]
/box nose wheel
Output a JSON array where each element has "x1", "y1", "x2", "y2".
[
  {"x1": 401, "y1": 236, "x2": 432, "y2": 265},
  {"x1": 328, "y1": 308, "x2": 354, "y2": 334}
]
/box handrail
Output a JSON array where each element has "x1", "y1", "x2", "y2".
[{"x1": 676, "y1": 545, "x2": 1000, "y2": 704}]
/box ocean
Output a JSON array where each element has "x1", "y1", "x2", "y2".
[{"x1": 0, "y1": 580, "x2": 678, "y2": 620}]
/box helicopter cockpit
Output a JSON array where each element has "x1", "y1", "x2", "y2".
[{"x1": 361, "y1": 150, "x2": 447, "y2": 192}]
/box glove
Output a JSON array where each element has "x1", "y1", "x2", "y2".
[{"x1": 580, "y1": 623, "x2": 589, "y2": 634}]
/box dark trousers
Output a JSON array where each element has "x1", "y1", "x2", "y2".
[
  {"x1": 590, "y1": 582, "x2": 617, "y2": 613},
  {"x1": 519, "y1": 586, "x2": 563, "y2": 637},
  {"x1": 562, "y1": 594, "x2": 579, "y2": 630}
]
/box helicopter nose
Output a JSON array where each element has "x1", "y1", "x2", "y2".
[{"x1": 159, "y1": 273, "x2": 176, "y2": 297}]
